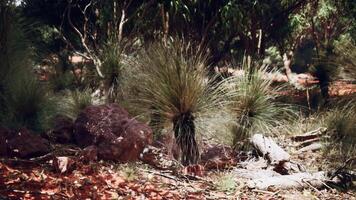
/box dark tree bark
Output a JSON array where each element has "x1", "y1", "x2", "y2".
[{"x1": 173, "y1": 112, "x2": 199, "y2": 166}]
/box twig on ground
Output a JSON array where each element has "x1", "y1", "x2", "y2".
[
  {"x1": 292, "y1": 127, "x2": 327, "y2": 142},
  {"x1": 252, "y1": 189, "x2": 280, "y2": 196}
]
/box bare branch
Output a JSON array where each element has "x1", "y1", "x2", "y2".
[
  {"x1": 66, "y1": 1, "x2": 104, "y2": 78},
  {"x1": 83, "y1": 0, "x2": 92, "y2": 14},
  {"x1": 118, "y1": 9, "x2": 127, "y2": 42},
  {"x1": 67, "y1": 4, "x2": 84, "y2": 41}
]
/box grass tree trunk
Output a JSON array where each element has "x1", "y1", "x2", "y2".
[{"x1": 173, "y1": 112, "x2": 199, "y2": 166}]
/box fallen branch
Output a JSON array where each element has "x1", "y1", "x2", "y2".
[
  {"x1": 234, "y1": 168, "x2": 281, "y2": 180},
  {"x1": 247, "y1": 171, "x2": 326, "y2": 190},
  {"x1": 142, "y1": 169, "x2": 179, "y2": 181},
  {"x1": 292, "y1": 127, "x2": 327, "y2": 142},
  {"x1": 251, "y1": 134, "x2": 290, "y2": 164},
  {"x1": 296, "y1": 138, "x2": 321, "y2": 148},
  {"x1": 252, "y1": 189, "x2": 280, "y2": 196},
  {"x1": 297, "y1": 143, "x2": 323, "y2": 153}
]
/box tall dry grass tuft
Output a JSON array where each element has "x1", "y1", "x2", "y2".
[
  {"x1": 225, "y1": 64, "x2": 297, "y2": 149},
  {"x1": 127, "y1": 40, "x2": 229, "y2": 165},
  {"x1": 0, "y1": 4, "x2": 56, "y2": 132}
]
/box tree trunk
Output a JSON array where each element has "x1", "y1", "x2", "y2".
[{"x1": 173, "y1": 112, "x2": 199, "y2": 166}]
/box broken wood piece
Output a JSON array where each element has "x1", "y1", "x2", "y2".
[
  {"x1": 273, "y1": 160, "x2": 307, "y2": 175},
  {"x1": 292, "y1": 127, "x2": 327, "y2": 142},
  {"x1": 247, "y1": 171, "x2": 326, "y2": 190},
  {"x1": 297, "y1": 143, "x2": 323, "y2": 153},
  {"x1": 251, "y1": 134, "x2": 290, "y2": 164},
  {"x1": 234, "y1": 168, "x2": 281, "y2": 180},
  {"x1": 52, "y1": 156, "x2": 75, "y2": 173},
  {"x1": 296, "y1": 138, "x2": 321, "y2": 148}
]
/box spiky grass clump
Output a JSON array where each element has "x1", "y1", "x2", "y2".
[
  {"x1": 322, "y1": 102, "x2": 356, "y2": 171},
  {"x1": 334, "y1": 35, "x2": 356, "y2": 79},
  {"x1": 58, "y1": 89, "x2": 94, "y2": 120},
  {"x1": 117, "y1": 163, "x2": 139, "y2": 182},
  {"x1": 280, "y1": 113, "x2": 325, "y2": 136},
  {"x1": 101, "y1": 39, "x2": 127, "y2": 103},
  {"x1": 214, "y1": 172, "x2": 238, "y2": 193},
  {"x1": 128, "y1": 41, "x2": 228, "y2": 165},
  {"x1": 49, "y1": 71, "x2": 76, "y2": 92},
  {"x1": 0, "y1": 4, "x2": 56, "y2": 132},
  {"x1": 227, "y1": 66, "x2": 296, "y2": 149}
]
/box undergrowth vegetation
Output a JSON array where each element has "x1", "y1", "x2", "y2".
[
  {"x1": 334, "y1": 35, "x2": 356, "y2": 79},
  {"x1": 214, "y1": 172, "x2": 238, "y2": 193},
  {"x1": 0, "y1": 5, "x2": 56, "y2": 132},
  {"x1": 0, "y1": 2, "x2": 355, "y2": 191},
  {"x1": 322, "y1": 102, "x2": 356, "y2": 171},
  {"x1": 101, "y1": 38, "x2": 128, "y2": 103},
  {"x1": 225, "y1": 65, "x2": 297, "y2": 149},
  {"x1": 58, "y1": 89, "x2": 94, "y2": 120},
  {"x1": 127, "y1": 41, "x2": 230, "y2": 165}
]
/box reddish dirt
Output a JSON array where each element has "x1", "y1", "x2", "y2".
[
  {"x1": 0, "y1": 160, "x2": 182, "y2": 199},
  {"x1": 329, "y1": 81, "x2": 356, "y2": 97}
]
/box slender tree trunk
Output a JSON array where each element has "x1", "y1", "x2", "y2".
[{"x1": 173, "y1": 112, "x2": 199, "y2": 166}]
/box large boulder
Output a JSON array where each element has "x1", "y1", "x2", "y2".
[
  {"x1": 74, "y1": 104, "x2": 153, "y2": 162},
  {"x1": 0, "y1": 127, "x2": 10, "y2": 156},
  {"x1": 6, "y1": 128, "x2": 51, "y2": 158},
  {"x1": 200, "y1": 145, "x2": 238, "y2": 170},
  {"x1": 50, "y1": 115, "x2": 75, "y2": 144}
]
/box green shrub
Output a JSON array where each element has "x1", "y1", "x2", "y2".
[
  {"x1": 49, "y1": 71, "x2": 76, "y2": 92},
  {"x1": 101, "y1": 38, "x2": 130, "y2": 103},
  {"x1": 334, "y1": 34, "x2": 356, "y2": 79},
  {"x1": 58, "y1": 89, "x2": 94, "y2": 120},
  {"x1": 0, "y1": 4, "x2": 56, "y2": 132},
  {"x1": 227, "y1": 65, "x2": 296, "y2": 149},
  {"x1": 127, "y1": 40, "x2": 228, "y2": 165},
  {"x1": 280, "y1": 113, "x2": 325, "y2": 136},
  {"x1": 214, "y1": 172, "x2": 237, "y2": 193},
  {"x1": 322, "y1": 102, "x2": 356, "y2": 171}
]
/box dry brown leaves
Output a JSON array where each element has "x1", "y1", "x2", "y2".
[{"x1": 0, "y1": 158, "x2": 183, "y2": 199}]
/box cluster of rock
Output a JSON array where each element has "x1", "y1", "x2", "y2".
[{"x1": 0, "y1": 104, "x2": 153, "y2": 162}]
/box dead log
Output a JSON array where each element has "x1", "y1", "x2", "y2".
[
  {"x1": 297, "y1": 143, "x2": 323, "y2": 153},
  {"x1": 251, "y1": 134, "x2": 290, "y2": 164},
  {"x1": 296, "y1": 138, "x2": 321, "y2": 148},
  {"x1": 273, "y1": 161, "x2": 306, "y2": 175},
  {"x1": 235, "y1": 168, "x2": 281, "y2": 180},
  {"x1": 292, "y1": 127, "x2": 327, "y2": 142},
  {"x1": 247, "y1": 171, "x2": 326, "y2": 190}
]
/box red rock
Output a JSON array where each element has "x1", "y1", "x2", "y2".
[
  {"x1": 200, "y1": 145, "x2": 237, "y2": 170},
  {"x1": 153, "y1": 133, "x2": 180, "y2": 160},
  {"x1": 6, "y1": 128, "x2": 50, "y2": 158},
  {"x1": 74, "y1": 104, "x2": 153, "y2": 162},
  {"x1": 139, "y1": 145, "x2": 179, "y2": 170},
  {"x1": 182, "y1": 164, "x2": 205, "y2": 177},
  {"x1": 79, "y1": 145, "x2": 98, "y2": 163},
  {"x1": 0, "y1": 126, "x2": 10, "y2": 157},
  {"x1": 50, "y1": 115, "x2": 74, "y2": 143}
]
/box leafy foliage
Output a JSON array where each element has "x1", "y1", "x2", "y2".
[{"x1": 334, "y1": 34, "x2": 356, "y2": 79}]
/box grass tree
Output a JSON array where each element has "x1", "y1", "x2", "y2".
[
  {"x1": 58, "y1": 89, "x2": 94, "y2": 120},
  {"x1": 322, "y1": 101, "x2": 356, "y2": 171},
  {"x1": 227, "y1": 65, "x2": 296, "y2": 149},
  {"x1": 0, "y1": 3, "x2": 56, "y2": 132},
  {"x1": 128, "y1": 41, "x2": 228, "y2": 166}
]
